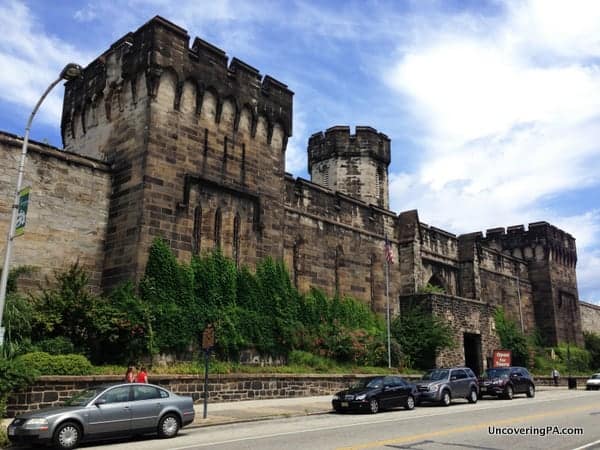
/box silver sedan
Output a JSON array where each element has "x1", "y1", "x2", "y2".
[{"x1": 7, "y1": 383, "x2": 195, "y2": 449}]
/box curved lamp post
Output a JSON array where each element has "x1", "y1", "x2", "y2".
[{"x1": 0, "y1": 63, "x2": 83, "y2": 346}]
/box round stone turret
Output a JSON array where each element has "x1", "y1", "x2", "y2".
[{"x1": 307, "y1": 126, "x2": 391, "y2": 208}]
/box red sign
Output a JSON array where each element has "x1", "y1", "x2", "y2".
[{"x1": 492, "y1": 349, "x2": 512, "y2": 367}]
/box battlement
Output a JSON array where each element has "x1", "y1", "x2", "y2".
[
  {"x1": 307, "y1": 125, "x2": 390, "y2": 171},
  {"x1": 61, "y1": 15, "x2": 293, "y2": 151},
  {"x1": 482, "y1": 222, "x2": 576, "y2": 251}
]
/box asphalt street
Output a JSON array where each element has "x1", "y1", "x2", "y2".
[{"x1": 64, "y1": 390, "x2": 600, "y2": 450}]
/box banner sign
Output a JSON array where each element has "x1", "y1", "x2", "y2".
[
  {"x1": 15, "y1": 186, "x2": 31, "y2": 237},
  {"x1": 492, "y1": 349, "x2": 512, "y2": 367}
]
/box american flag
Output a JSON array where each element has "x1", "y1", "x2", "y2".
[{"x1": 384, "y1": 235, "x2": 394, "y2": 265}]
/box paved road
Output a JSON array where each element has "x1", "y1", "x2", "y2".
[{"x1": 80, "y1": 390, "x2": 600, "y2": 450}]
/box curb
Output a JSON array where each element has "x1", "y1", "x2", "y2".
[{"x1": 187, "y1": 408, "x2": 333, "y2": 429}]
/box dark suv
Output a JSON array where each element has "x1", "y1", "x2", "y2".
[
  {"x1": 416, "y1": 367, "x2": 479, "y2": 406},
  {"x1": 478, "y1": 366, "x2": 535, "y2": 399}
]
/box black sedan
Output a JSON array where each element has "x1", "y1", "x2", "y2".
[
  {"x1": 7, "y1": 383, "x2": 195, "y2": 449},
  {"x1": 332, "y1": 376, "x2": 417, "y2": 414}
]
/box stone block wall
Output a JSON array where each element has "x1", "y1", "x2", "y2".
[
  {"x1": 580, "y1": 301, "x2": 600, "y2": 334},
  {"x1": 6, "y1": 374, "x2": 422, "y2": 417},
  {"x1": 0, "y1": 132, "x2": 110, "y2": 289},
  {"x1": 282, "y1": 176, "x2": 399, "y2": 313},
  {"x1": 400, "y1": 294, "x2": 499, "y2": 372}
]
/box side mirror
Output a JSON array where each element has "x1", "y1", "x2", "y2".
[
  {"x1": 511, "y1": 374, "x2": 518, "y2": 378},
  {"x1": 95, "y1": 398, "x2": 107, "y2": 407},
  {"x1": 450, "y1": 376, "x2": 457, "y2": 381}
]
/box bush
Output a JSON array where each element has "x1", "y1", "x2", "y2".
[
  {"x1": 494, "y1": 307, "x2": 530, "y2": 367},
  {"x1": 288, "y1": 350, "x2": 333, "y2": 371},
  {"x1": 391, "y1": 302, "x2": 454, "y2": 369},
  {"x1": 15, "y1": 352, "x2": 93, "y2": 375},
  {"x1": 0, "y1": 356, "x2": 39, "y2": 416},
  {"x1": 33, "y1": 336, "x2": 75, "y2": 355},
  {"x1": 584, "y1": 332, "x2": 600, "y2": 371},
  {"x1": 554, "y1": 344, "x2": 590, "y2": 373}
]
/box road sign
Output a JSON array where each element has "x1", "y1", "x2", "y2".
[
  {"x1": 202, "y1": 324, "x2": 215, "y2": 350},
  {"x1": 492, "y1": 349, "x2": 512, "y2": 367},
  {"x1": 15, "y1": 186, "x2": 31, "y2": 236}
]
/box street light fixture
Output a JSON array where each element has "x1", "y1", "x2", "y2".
[{"x1": 0, "y1": 63, "x2": 83, "y2": 346}]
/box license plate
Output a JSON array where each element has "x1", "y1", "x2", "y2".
[
  {"x1": 8, "y1": 426, "x2": 15, "y2": 436},
  {"x1": 341, "y1": 402, "x2": 348, "y2": 407}
]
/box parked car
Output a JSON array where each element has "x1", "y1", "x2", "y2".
[
  {"x1": 478, "y1": 366, "x2": 535, "y2": 399},
  {"x1": 6, "y1": 383, "x2": 195, "y2": 449},
  {"x1": 586, "y1": 373, "x2": 600, "y2": 390},
  {"x1": 416, "y1": 367, "x2": 479, "y2": 406},
  {"x1": 332, "y1": 376, "x2": 418, "y2": 414}
]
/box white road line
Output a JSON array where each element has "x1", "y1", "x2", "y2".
[
  {"x1": 572, "y1": 439, "x2": 600, "y2": 450},
  {"x1": 170, "y1": 391, "x2": 596, "y2": 449}
]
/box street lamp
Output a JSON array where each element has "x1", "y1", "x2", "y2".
[{"x1": 0, "y1": 63, "x2": 83, "y2": 346}]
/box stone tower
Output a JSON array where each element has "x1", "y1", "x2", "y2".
[
  {"x1": 482, "y1": 222, "x2": 583, "y2": 346},
  {"x1": 307, "y1": 126, "x2": 391, "y2": 209},
  {"x1": 60, "y1": 16, "x2": 293, "y2": 289}
]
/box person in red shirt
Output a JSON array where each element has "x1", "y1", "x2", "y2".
[
  {"x1": 136, "y1": 366, "x2": 148, "y2": 383},
  {"x1": 125, "y1": 366, "x2": 136, "y2": 383}
]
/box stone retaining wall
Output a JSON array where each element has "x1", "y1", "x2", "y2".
[{"x1": 6, "y1": 374, "x2": 588, "y2": 417}]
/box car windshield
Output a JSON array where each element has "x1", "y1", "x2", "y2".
[
  {"x1": 421, "y1": 370, "x2": 449, "y2": 381},
  {"x1": 592, "y1": 374, "x2": 600, "y2": 380},
  {"x1": 63, "y1": 387, "x2": 106, "y2": 407},
  {"x1": 484, "y1": 368, "x2": 510, "y2": 379},
  {"x1": 352, "y1": 377, "x2": 383, "y2": 389}
]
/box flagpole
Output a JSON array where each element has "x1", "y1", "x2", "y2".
[{"x1": 385, "y1": 235, "x2": 391, "y2": 369}]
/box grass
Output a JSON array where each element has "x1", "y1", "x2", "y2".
[{"x1": 91, "y1": 361, "x2": 422, "y2": 376}]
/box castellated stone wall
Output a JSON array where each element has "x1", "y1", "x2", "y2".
[
  {"x1": 283, "y1": 176, "x2": 399, "y2": 314},
  {"x1": 580, "y1": 301, "x2": 600, "y2": 334},
  {"x1": 0, "y1": 132, "x2": 110, "y2": 289}
]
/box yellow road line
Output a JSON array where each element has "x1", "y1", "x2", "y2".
[{"x1": 337, "y1": 403, "x2": 600, "y2": 450}]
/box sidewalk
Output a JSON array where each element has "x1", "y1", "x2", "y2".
[{"x1": 190, "y1": 395, "x2": 332, "y2": 428}]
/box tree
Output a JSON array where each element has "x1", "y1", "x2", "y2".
[{"x1": 391, "y1": 304, "x2": 454, "y2": 369}]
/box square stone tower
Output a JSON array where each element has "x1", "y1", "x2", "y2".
[{"x1": 61, "y1": 16, "x2": 293, "y2": 289}]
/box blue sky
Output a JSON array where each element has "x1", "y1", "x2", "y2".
[{"x1": 1, "y1": 0, "x2": 599, "y2": 303}]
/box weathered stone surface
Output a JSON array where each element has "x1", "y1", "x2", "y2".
[
  {"x1": 0, "y1": 133, "x2": 110, "y2": 289},
  {"x1": 0, "y1": 16, "x2": 590, "y2": 378},
  {"x1": 580, "y1": 301, "x2": 600, "y2": 334}
]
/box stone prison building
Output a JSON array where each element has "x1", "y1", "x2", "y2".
[{"x1": 0, "y1": 16, "x2": 591, "y2": 373}]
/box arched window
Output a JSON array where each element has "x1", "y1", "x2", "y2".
[
  {"x1": 214, "y1": 208, "x2": 222, "y2": 249},
  {"x1": 334, "y1": 245, "x2": 343, "y2": 297},
  {"x1": 370, "y1": 254, "x2": 376, "y2": 312},
  {"x1": 233, "y1": 213, "x2": 241, "y2": 267},
  {"x1": 427, "y1": 273, "x2": 446, "y2": 293},
  {"x1": 192, "y1": 205, "x2": 202, "y2": 255}
]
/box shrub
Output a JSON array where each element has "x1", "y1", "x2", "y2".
[
  {"x1": 493, "y1": 307, "x2": 530, "y2": 367},
  {"x1": 0, "y1": 356, "x2": 39, "y2": 416},
  {"x1": 15, "y1": 352, "x2": 93, "y2": 375},
  {"x1": 584, "y1": 332, "x2": 600, "y2": 371},
  {"x1": 288, "y1": 350, "x2": 334, "y2": 371},
  {"x1": 391, "y1": 302, "x2": 454, "y2": 369},
  {"x1": 33, "y1": 336, "x2": 75, "y2": 355},
  {"x1": 554, "y1": 344, "x2": 591, "y2": 373}
]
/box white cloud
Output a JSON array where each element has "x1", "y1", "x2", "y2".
[
  {"x1": 0, "y1": 1, "x2": 91, "y2": 127},
  {"x1": 384, "y1": 0, "x2": 600, "y2": 300}
]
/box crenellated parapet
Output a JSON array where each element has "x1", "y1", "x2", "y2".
[
  {"x1": 61, "y1": 15, "x2": 293, "y2": 156},
  {"x1": 307, "y1": 125, "x2": 390, "y2": 171},
  {"x1": 481, "y1": 222, "x2": 577, "y2": 268}
]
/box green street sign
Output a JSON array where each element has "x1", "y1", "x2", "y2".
[{"x1": 15, "y1": 186, "x2": 31, "y2": 237}]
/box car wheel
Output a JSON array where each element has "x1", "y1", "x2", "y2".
[
  {"x1": 505, "y1": 385, "x2": 514, "y2": 400},
  {"x1": 405, "y1": 395, "x2": 415, "y2": 410},
  {"x1": 468, "y1": 388, "x2": 478, "y2": 403},
  {"x1": 526, "y1": 384, "x2": 535, "y2": 398},
  {"x1": 158, "y1": 413, "x2": 180, "y2": 438},
  {"x1": 441, "y1": 390, "x2": 451, "y2": 406},
  {"x1": 369, "y1": 398, "x2": 379, "y2": 414},
  {"x1": 53, "y1": 421, "x2": 81, "y2": 450}
]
